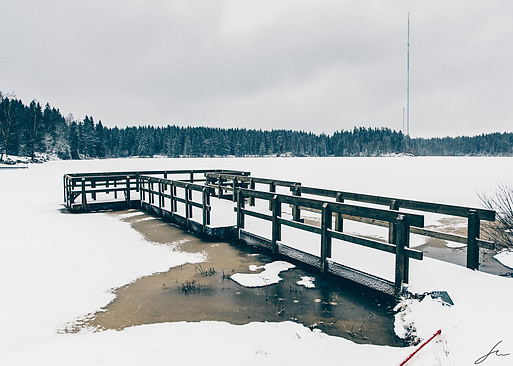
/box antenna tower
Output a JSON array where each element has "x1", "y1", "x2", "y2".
[{"x1": 406, "y1": 12, "x2": 411, "y2": 138}]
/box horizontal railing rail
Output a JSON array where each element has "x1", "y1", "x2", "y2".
[
  {"x1": 204, "y1": 172, "x2": 495, "y2": 270},
  {"x1": 235, "y1": 188, "x2": 424, "y2": 296}
]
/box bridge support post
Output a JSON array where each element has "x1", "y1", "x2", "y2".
[
  {"x1": 335, "y1": 193, "x2": 344, "y2": 232},
  {"x1": 249, "y1": 179, "x2": 255, "y2": 206},
  {"x1": 232, "y1": 177, "x2": 238, "y2": 202},
  {"x1": 125, "y1": 176, "x2": 131, "y2": 208},
  {"x1": 395, "y1": 215, "x2": 409, "y2": 296},
  {"x1": 202, "y1": 186, "x2": 211, "y2": 233},
  {"x1": 292, "y1": 184, "x2": 302, "y2": 222},
  {"x1": 320, "y1": 203, "x2": 332, "y2": 273},
  {"x1": 169, "y1": 183, "x2": 175, "y2": 212},
  {"x1": 388, "y1": 200, "x2": 399, "y2": 244},
  {"x1": 217, "y1": 177, "x2": 223, "y2": 198},
  {"x1": 269, "y1": 182, "x2": 276, "y2": 210},
  {"x1": 237, "y1": 190, "x2": 245, "y2": 231},
  {"x1": 81, "y1": 178, "x2": 87, "y2": 211},
  {"x1": 467, "y1": 210, "x2": 480, "y2": 270},
  {"x1": 271, "y1": 195, "x2": 281, "y2": 254}
]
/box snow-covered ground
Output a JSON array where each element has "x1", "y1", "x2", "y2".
[{"x1": 1, "y1": 157, "x2": 513, "y2": 365}]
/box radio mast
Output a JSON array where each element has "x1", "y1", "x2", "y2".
[{"x1": 406, "y1": 12, "x2": 411, "y2": 138}]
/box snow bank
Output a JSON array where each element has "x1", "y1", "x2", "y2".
[{"x1": 494, "y1": 250, "x2": 513, "y2": 269}]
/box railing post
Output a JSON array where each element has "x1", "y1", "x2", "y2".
[
  {"x1": 249, "y1": 179, "x2": 255, "y2": 206},
  {"x1": 269, "y1": 182, "x2": 276, "y2": 210},
  {"x1": 63, "y1": 176, "x2": 67, "y2": 204},
  {"x1": 218, "y1": 177, "x2": 223, "y2": 198},
  {"x1": 114, "y1": 179, "x2": 118, "y2": 199},
  {"x1": 148, "y1": 178, "x2": 155, "y2": 205},
  {"x1": 81, "y1": 178, "x2": 87, "y2": 211},
  {"x1": 141, "y1": 179, "x2": 145, "y2": 202},
  {"x1": 320, "y1": 203, "x2": 332, "y2": 273},
  {"x1": 158, "y1": 180, "x2": 163, "y2": 209},
  {"x1": 232, "y1": 177, "x2": 238, "y2": 202},
  {"x1": 202, "y1": 186, "x2": 210, "y2": 232},
  {"x1": 126, "y1": 176, "x2": 131, "y2": 208},
  {"x1": 395, "y1": 214, "x2": 408, "y2": 297},
  {"x1": 388, "y1": 200, "x2": 399, "y2": 244},
  {"x1": 190, "y1": 171, "x2": 194, "y2": 183},
  {"x1": 170, "y1": 182, "x2": 175, "y2": 212},
  {"x1": 335, "y1": 193, "x2": 344, "y2": 232},
  {"x1": 271, "y1": 195, "x2": 281, "y2": 254},
  {"x1": 184, "y1": 185, "x2": 190, "y2": 228},
  {"x1": 292, "y1": 184, "x2": 302, "y2": 222},
  {"x1": 188, "y1": 186, "x2": 193, "y2": 218},
  {"x1": 135, "y1": 173, "x2": 140, "y2": 192},
  {"x1": 237, "y1": 190, "x2": 245, "y2": 230},
  {"x1": 467, "y1": 210, "x2": 480, "y2": 270},
  {"x1": 91, "y1": 180, "x2": 96, "y2": 201}
]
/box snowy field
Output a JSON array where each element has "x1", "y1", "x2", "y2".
[{"x1": 1, "y1": 156, "x2": 513, "y2": 365}]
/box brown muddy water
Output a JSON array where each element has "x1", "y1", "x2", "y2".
[
  {"x1": 78, "y1": 210, "x2": 405, "y2": 346},
  {"x1": 417, "y1": 217, "x2": 510, "y2": 275}
]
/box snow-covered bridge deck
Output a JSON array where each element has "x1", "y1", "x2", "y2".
[{"x1": 63, "y1": 169, "x2": 495, "y2": 299}]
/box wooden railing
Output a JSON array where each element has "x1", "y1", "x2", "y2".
[
  {"x1": 235, "y1": 188, "x2": 424, "y2": 296},
  {"x1": 63, "y1": 169, "x2": 249, "y2": 212},
  {"x1": 205, "y1": 173, "x2": 496, "y2": 271},
  {"x1": 64, "y1": 169, "x2": 496, "y2": 298}
]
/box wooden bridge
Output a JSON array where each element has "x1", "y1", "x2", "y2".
[{"x1": 63, "y1": 169, "x2": 495, "y2": 298}]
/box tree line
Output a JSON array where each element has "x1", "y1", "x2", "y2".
[{"x1": 1, "y1": 94, "x2": 513, "y2": 160}]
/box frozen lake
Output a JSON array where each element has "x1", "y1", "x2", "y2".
[{"x1": 1, "y1": 156, "x2": 513, "y2": 366}]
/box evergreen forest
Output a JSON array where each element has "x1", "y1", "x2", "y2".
[{"x1": 1, "y1": 94, "x2": 513, "y2": 161}]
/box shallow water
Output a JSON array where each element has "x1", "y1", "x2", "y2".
[{"x1": 81, "y1": 210, "x2": 405, "y2": 346}]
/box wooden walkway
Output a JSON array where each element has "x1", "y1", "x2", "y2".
[{"x1": 64, "y1": 169, "x2": 495, "y2": 299}]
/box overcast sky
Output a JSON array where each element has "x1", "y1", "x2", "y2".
[{"x1": 1, "y1": 0, "x2": 512, "y2": 137}]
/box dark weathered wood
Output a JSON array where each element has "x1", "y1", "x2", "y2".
[
  {"x1": 249, "y1": 179, "x2": 255, "y2": 206},
  {"x1": 232, "y1": 177, "x2": 238, "y2": 202},
  {"x1": 279, "y1": 217, "x2": 322, "y2": 234},
  {"x1": 125, "y1": 176, "x2": 131, "y2": 207},
  {"x1": 329, "y1": 230, "x2": 423, "y2": 260},
  {"x1": 202, "y1": 186, "x2": 210, "y2": 230},
  {"x1": 217, "y1": 177, "x2": 223, "y2": 198},
  {"x1": 395, "y1": 215, "x2": 407, "y2": 296},
  {"x1": 292, "y1": 184, "x2": 302, "y2": 222},
  {"x1": 238, "y1": 189, "x2": 424, "y2": 227},
  {"x1": 240, "y1": 209, "x2": 273, "y2": 222},
  {"x1": 237, "y1": 190, "x2": 245, "y2": 229},
  {"x1": 467, "y1": 210, "x2": 480, "y2": 270},
  {"x1": 335, "y1": 193, "x2": 344, "y2": 232},
  {"x1": 81, "y1": 178, "x2": 87, "y2": 210},
  {"x1": 158, "y1": 181, "x2": 163, "y2": 208},
  {"x1": 271, "y1": 195, "x2": 281, "y2": 254},
  {"x1": 298, "y1": 186, "x2": 495, "y2": 221},
  {"x1": 388, "y1": 200, "x2": 399, "y2": 244},
  {"x1": 320, "y1": 203, "x2": 332, "y2": 273},
  {"x1": 206, "y1": 173, "x2": 299, "y2": 188},
  {"x1": 269, "y1": 182, "x2": 276, "y2": 210}
]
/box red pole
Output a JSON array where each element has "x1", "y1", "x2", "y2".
[{"x1": 400, "y1": 329, "x2": 442, "y2": 366}]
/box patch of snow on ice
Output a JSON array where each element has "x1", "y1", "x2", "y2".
[
  {"x1": 231, "y1": 261, "x2": 295, "y2": 287},
  {"x1": 494, "y1": 250, "x2": 513, "y2": 269},
  {"x1": 446, "y1": 242, "x2": 466, "y2": 249},
  {"x1": 117, "y1": 211, "x2": 145, "y2": 219},
  {"x1": 297, "y1": 276, "x2": 315, "y2": 288}
]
